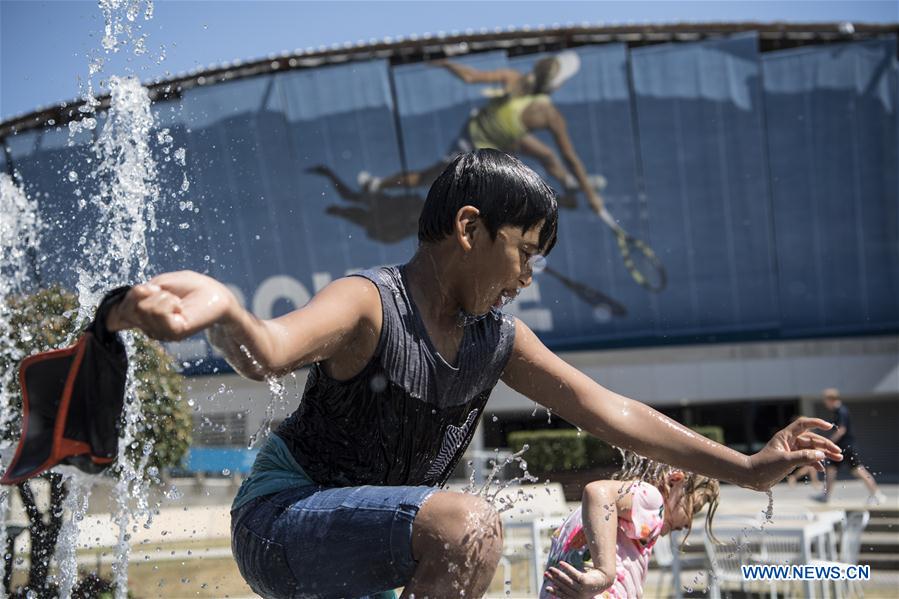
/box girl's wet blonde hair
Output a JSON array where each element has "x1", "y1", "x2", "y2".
[{"x1": 613, "y1": 451, "x2": 720, "y2": 546}]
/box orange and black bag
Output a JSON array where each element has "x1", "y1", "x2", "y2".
[{"x1": 1, "y1": 287, "x2": 131, "y2": 485}]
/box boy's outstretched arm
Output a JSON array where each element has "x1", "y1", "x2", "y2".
[
  {"x1": 106, "y1": 270, "x2": 380, "y2": 380},
  {"x1": 501, "y1": 319, "x2": 842, "y2": 491}
]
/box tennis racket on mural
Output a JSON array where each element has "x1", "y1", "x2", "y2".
[
  {"x1": 598, "y1": 207, "x2": 667, "y2": 292},
  {"x1": 542, "y1": 265, "x2": 627, "y2": 317}
]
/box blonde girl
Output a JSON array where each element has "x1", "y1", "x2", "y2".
[{"x1": 541, "y1": 454, "x2": 720, "y2": 599}]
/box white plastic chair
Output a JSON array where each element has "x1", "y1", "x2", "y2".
[
  {"x1": 652, "y1": 532, "x2": 678, "y2": 597},
  {"x1": 653, "y1": 530, "x2": 708, "y2": 599},
  {"x1": 809, "y1": 511, "x2": 870, "y2": 599},
  {"x1": 839, "y1": 511, "x2": 870, "y2": 565},
  {"x1": 704, "y1": 526, "x2": 785, "y2": 599},
  {"x1": 497, "y1": 483, "x2": 570, "y2": 596}
]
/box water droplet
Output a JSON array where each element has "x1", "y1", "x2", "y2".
[
  {"x1": 528, "y1": 254, "x2": 546, "y2": 273},
  {"x1": 68, "y1": 170, "x2": 79, "y2": 182},
  {"x1": 592, "y1": 305, "x2": 613, "y2": 323},
  {"x1": 369, "y1": 373, "x2": 387, "y2": 392}
]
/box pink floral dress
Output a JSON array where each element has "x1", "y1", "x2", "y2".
[{"x1": 539, "y1": 481, "x2": 665, "y2": 599}]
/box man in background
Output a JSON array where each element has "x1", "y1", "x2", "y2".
[{"x1": 816, "y1": 388, "x2": 886, "y2": 505}]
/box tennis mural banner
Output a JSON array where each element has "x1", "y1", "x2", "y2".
[{"x1": 4, "y1": 33, "x2": 897, "y2": 371}]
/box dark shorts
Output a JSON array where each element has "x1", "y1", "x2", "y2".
[
  {"x1": 827, "y1": 443, "x2": 864, "y2": 470},
  {"x1": 231, "y1": 484, "x2": 436, "y2": 599}
]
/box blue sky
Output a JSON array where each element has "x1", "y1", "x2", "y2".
[{"x1": 1, "y1": 0, "x2": 897, "y2": 121}]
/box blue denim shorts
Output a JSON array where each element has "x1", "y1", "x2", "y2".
[{"x1": 231, "y1": 484, "x2": 436, "y2": 599}]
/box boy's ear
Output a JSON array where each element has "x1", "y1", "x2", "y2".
[{"x1": 455, "y1": 205, "x2": 480, "y2": 252}]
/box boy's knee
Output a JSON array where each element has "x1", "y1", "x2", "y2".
[
  {"x1": 414, "y1": 493, "x2": 503, "y2": 561},
  {"x1": 464, "y1": 494, "x2": 501, "y2": 520},
  {"x1": 451, "y1": 494, "x2": 503, "y2": 544}
]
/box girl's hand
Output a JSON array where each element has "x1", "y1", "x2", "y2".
[
  {"x1": 745, "y1": 417, "x2": 842, "y2": 491},
  {"x1": 107, "y1": 270, "x2": 237, "y2": 341},
  {"x1": 544, "y1": 561, "x2": 613, "y2": 599}
]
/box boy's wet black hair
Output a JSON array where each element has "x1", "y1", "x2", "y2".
[{"x1": 418, "y1": 149, "x2": 559, "y2": 255}]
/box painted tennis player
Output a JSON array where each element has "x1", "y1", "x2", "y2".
[
  {"x1": 106, "y1": 151, "x2": 840, "y2": 598},
  {"x1": 360, "y1": 51, "x2": 667, "y2": 293},
  {"x1": 360, "y1": 51, "x2": 605, "y2": 214}
]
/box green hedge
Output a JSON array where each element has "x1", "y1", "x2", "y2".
[
  {"x1": 507, "y1": 425, "x2": 724, "y2": 474},
  {"x1": 507, "y1": 430, "x2": 619, "y2": 473},
  {"x1": 585, "y1": 435, "x2": 620, "y2": 465}
]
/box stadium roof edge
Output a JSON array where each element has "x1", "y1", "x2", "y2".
[{"x1": 1, "y1": 21, "x2": 897, "y2": 139}]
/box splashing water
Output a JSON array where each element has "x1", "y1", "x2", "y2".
[
  {"x1": 60, "y1": 72, "x2": 169, "y2": 598},
  {"x1": 98, "y1": 0, "x2": 155, "y2": 54},
  {"x1": 71, "y1": 2, "x2": 157, "y2": 141},
  {"x1": 0, "y1": 173, "x2": 42, "y2": 430},
  {"x1": 0, "y1": 1, "x2": 188, "y2": 596},
  {"x1": 65, "y1": 74, "x2": 167, "y2": 597},
  {"x1": 0, "y1": 174, "x2": 43, "y2": 589},
  {"x1": 54, "y1": 472, "x2": 94, "y2": 597},
  {"x1": 0, "y1": 175, "x2": 42, "y2": 289},
  {"x1": 455, "y1": 289, "x2": 518, "y2": 327},
  {"x1": 110, "y1": 338, "x2": 160, "y2": 598},
  {"x1": 65, "y1": 5, "x2": 173, "y2": 596},
  {"x1": 238, "y1": 346, "x2": 296, "y2": 448},
  {"x1": 763, "y1": 489, "x2": 774, "y2": 523},
  {"x1": 247, "y1": 375, "x2": 289, "y2": 448},
  {"x1": 74, "y1": 76, "x2": 161, "y2": 329},
  {"x1": 461, "y1": 445, "x2": 540, "y2": 514},
  {"x1": 704, "y1": 484, "x2": 776, "y2": 597}
]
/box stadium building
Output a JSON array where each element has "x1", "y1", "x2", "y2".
[{"x1": 2, "y1": 22, "x2": 897, "y2": 480}]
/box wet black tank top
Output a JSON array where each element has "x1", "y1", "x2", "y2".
[{"x1": 275, "y1": 265, "x2": 517, "y2": 487}]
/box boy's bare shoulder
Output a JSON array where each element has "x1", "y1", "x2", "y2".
[
  {"x1": 314, "y1": 275, "x2": 383, "y2": 321},
  {"x1": 323, "y1": 274, "x2": 381, "y2": 294}
]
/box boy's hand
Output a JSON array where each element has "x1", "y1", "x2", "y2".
[
  {"x1": 745, "y1": 417, "x2": 842, "y2": 491},
  {"x1": 544, "y1": 561, "x2": 613, "y2": 598},
  {"x1": 106, "y1": 270, "x2": 237, "y2": 341}
]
